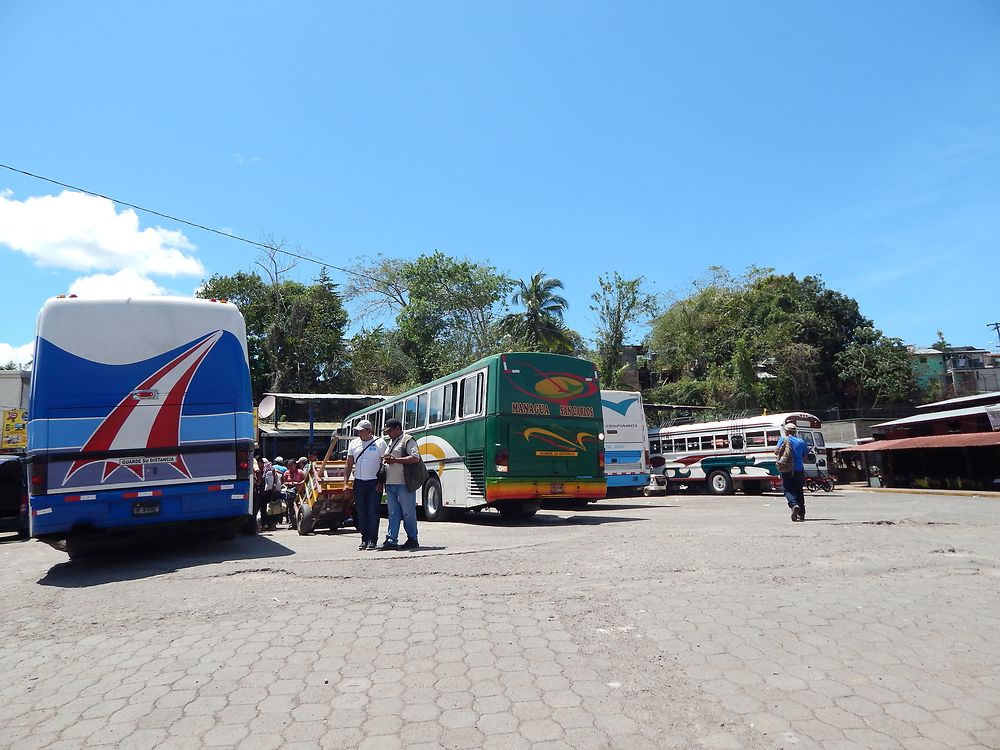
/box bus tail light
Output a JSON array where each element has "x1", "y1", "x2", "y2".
[
  {"x1": 236, "y1": 449, "x2": 251, "y2": 481},
  {"x1": 598, "y1": 450, "x2": 605, "y2": 472},
  {"x1": 30, "y1": 461, "x2": 47, "y2": 496},
  {"x1": 644, "y1": 449, "x2": 649, "y2": 468},
  {"x1": 495, "y1": 447, "x2": 509, "y2": 473}
]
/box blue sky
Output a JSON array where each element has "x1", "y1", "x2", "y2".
[{"x1": 2, "y1": 1, "x2": 999, "y2": 367}]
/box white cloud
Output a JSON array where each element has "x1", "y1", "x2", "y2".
[
  {"x1": 0, "y1": 341, "x2": 34, "y2": 368},
  {"x1": 68, "y1": 269, "x2": 167, "y2": 298},
  {"x1": 0, "y1": 189, "x2": 205, "y2": 278}
]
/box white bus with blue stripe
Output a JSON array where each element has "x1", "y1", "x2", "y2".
[
  {"x1": 27, "y1": 296, "x2": 256, "y2": 554},
  {"x1": 600, "y1": 390, "x2": 650, "y2": 494}
]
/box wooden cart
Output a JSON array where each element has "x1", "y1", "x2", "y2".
[{"x1": 296, "y1": 444, "x2": 354, "y2": 536}]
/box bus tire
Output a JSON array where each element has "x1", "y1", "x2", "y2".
[
  {"x1": 741, "y1": 480, "x2": 764, "y2": 495},
  {"x1": 240, "y1": 513, "x2": 258, "y2": 535},
  {"x1": 422, "y1": 476, "x2": 449, "y2": 522},
  {"x1": 707, "y1": 471, "x2": 734, "y2": 496},
  {"x1": 298, "y1": 504, "x2": 315, "y2": 535}
]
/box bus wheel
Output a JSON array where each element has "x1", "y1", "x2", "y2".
[
  {"x1": 422, "y1": 477, "x2": 450, "y2": 522},
  {"x1": 742, "y1": 480, "x2": 764, "y2": 495},
  {"x1": 298, "y1": 504, "x2": 315, "y2": 535},
  {"x1": 240, "y1": 513, "x2": 258, "y2": 535},
  {"x1": 707, "y1": 471, "x2": 734, "y2": 496}
]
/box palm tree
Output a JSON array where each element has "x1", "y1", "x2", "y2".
[{"x1": 502, "y1": 271, "x2": 574, "y2": 353}]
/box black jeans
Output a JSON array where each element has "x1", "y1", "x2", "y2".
[
  {"x1": 781, "y1": 471, "x2": 806, "y2": 511},
  {"x1": 353, "y1": 479, "x2": 382, "y2": 544}
]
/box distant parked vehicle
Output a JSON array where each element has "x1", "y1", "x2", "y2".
[
  {"x1": 0, "y1": 455, "x2": 29, "y2": 538},
  {"x1": 648, "y1": 412, "x2": 829, "y2": 496},
  {"x1": 601, "y1": 390, "x2": 650, "y2": 495}
]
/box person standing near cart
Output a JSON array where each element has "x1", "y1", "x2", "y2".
[
  {"x1": 344, "y1": 420, "x2": 387, "y2": 550},
  {"x1": 379, "y1": 418, "x2": 421, "y2": 550}
]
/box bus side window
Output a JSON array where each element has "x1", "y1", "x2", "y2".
[
  {"x1": 442, "y1": 383, "x2": 456, "y2": 422},
  {"x1": 461, "y1": 374, "x2": 482, "y2": 418},
  {"x1": 416, "y1": 392, "x2": 428, "y2": 429},
  {"x1": 731, "y1": 435, "x2": 745, "y2": 450},
  {"x1": 392, "y1": 402, "x2": 404, "y2": 423},
  {"x1": 369, "y1": 412, "x2": 383, "y2": 435},
  {"x1": 686, "y1": 437, "x2": 699, "y2": 451},
  {"x1": 404, "y1": 397, "x2": 418, "y2": 430},
  {"x1": 714, "y1": 434, "x2": 729, "y2": 449},
  {"x1": 429, "y1": 387, "x2": 444, "y2": 425},
  {"x1": 700, "y1": 436, "x2": 713, "y2": 450},
  {"x1": 766, "y1": 430, "x2": 780, "y2": 446},
  {"x1": 672, "y1": 439, "x2": 684, "y2": 452},
  {"x1": 746, "y1": 431, "x2": 765, "y2": 448},
  {"x1": 650, "y1": 439, "x2": 660, "y2": 454}
]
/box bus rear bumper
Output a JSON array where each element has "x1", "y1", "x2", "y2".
[
  {"x1": 485, "y1": 478, "x2": 606, "y2": 501},
  {"x1": 606, "y1": 473, "x2": 650, "y2": 489},
  {"x1": 29, "y1": 483, "x2": 252, "y2": 538}
]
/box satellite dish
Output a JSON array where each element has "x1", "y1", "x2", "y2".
[{"x1": 258, "y1": 395, "x2": 276, "y2": 419}]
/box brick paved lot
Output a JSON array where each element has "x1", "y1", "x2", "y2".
[{"x1": 1, "y1": 489, "x2": 998, "y2": 749}]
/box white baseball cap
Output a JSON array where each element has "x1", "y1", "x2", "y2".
[{"x1": 354, "y1": 419, "x2": 373, "y2": 432}]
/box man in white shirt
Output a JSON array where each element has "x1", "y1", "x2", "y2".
[{"x1": 344, "y1": 420, "x2": 387, "y2": 550}]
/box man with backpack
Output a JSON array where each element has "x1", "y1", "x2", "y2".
[
  {"x1": 775, "y1": 422, "x2": 809, "y2": 522},
  {"x1": 379, "y1": 418, "x2": 423, "y2": 550}
]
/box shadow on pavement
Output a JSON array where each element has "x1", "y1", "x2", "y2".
[
  {"x1": 455, "y1": 513, "x2": 644, "y2": 528},
  {"x1": 37, "y1": 533, "x2": 293, "y2": 588}
]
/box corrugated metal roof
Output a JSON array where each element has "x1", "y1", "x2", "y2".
[
  {"x1": 915, "y1": 391, "x2": 1000, "y2": 409},
  {"x1": 876, "y1": 405, "x2": 986, "y2": 428},
  {"x1": 840, "y1": 432, "x2": 1000, "y2": 452}
]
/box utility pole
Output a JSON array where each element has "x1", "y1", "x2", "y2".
[{"x1": 989, "y1": 322, "x2": 1000, "y2": 347}]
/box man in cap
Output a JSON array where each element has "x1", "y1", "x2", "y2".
[
  {"x1": 344, "y1": 419, "x2": 387, "y2": 550},
  {"x1": 775, "y1": 422, "x2": 809, "y2": 521}
]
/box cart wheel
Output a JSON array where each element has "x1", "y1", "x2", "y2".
[{"x1": 298, "y1": 504, "x2": 315, "y2": 535}]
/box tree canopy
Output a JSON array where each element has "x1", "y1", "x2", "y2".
[{"x1": 647, "y1": 267, "x2": 914, "y2": 414}]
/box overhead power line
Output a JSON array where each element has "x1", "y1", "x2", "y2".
[{"x1": 0, "y1": 162, "x2": 350, "y2": 275}]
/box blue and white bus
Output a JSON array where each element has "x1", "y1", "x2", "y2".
[
  {"x1": 600, "y1": 390, "x2": 650, "y2": 495},
  {"x1": 27, "y1": 296, "x2": 256, "y2": 555}
]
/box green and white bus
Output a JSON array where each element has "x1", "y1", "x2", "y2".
[{"x1": 341, "y1": 352, "x2": 606, "y2": 520}]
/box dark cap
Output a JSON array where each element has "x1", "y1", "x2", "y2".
[{"x1": 385, "y1": 418, "x2": 403, "y2": 430}]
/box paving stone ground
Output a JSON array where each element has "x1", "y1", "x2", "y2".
[{"x1": 0, "y1": 488, "x2": 998, "y2": 749}]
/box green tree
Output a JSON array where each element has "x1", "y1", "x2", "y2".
[
  {"x1": 344, "y1": 250, "x2": 513, "y2": 382},
  {"x1": 590, "y1": 272, "x2": 656, "y2": 389},
  {"x1": 931, "y1": 330, "x2": 950, "y2": 352},
  {"x1": 198, "y1": 268, "x2": 350, "y2": 398},
  {"x1": 500, "y1": 271, "x2": 576, "y2": 353},
  {"x1": 835, "y1": 326, "x2": 917, "y2": 410},
  {"x1": 648, "y1": 267, "x2": 872, "y2": 412}
]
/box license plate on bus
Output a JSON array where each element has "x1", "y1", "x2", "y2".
[
  {"x1": 132, "y1": 501, "x2": 160, "y2": 517},
  {"x1": 549, "y1": 482, "x2": 564, "y2": 494}
]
